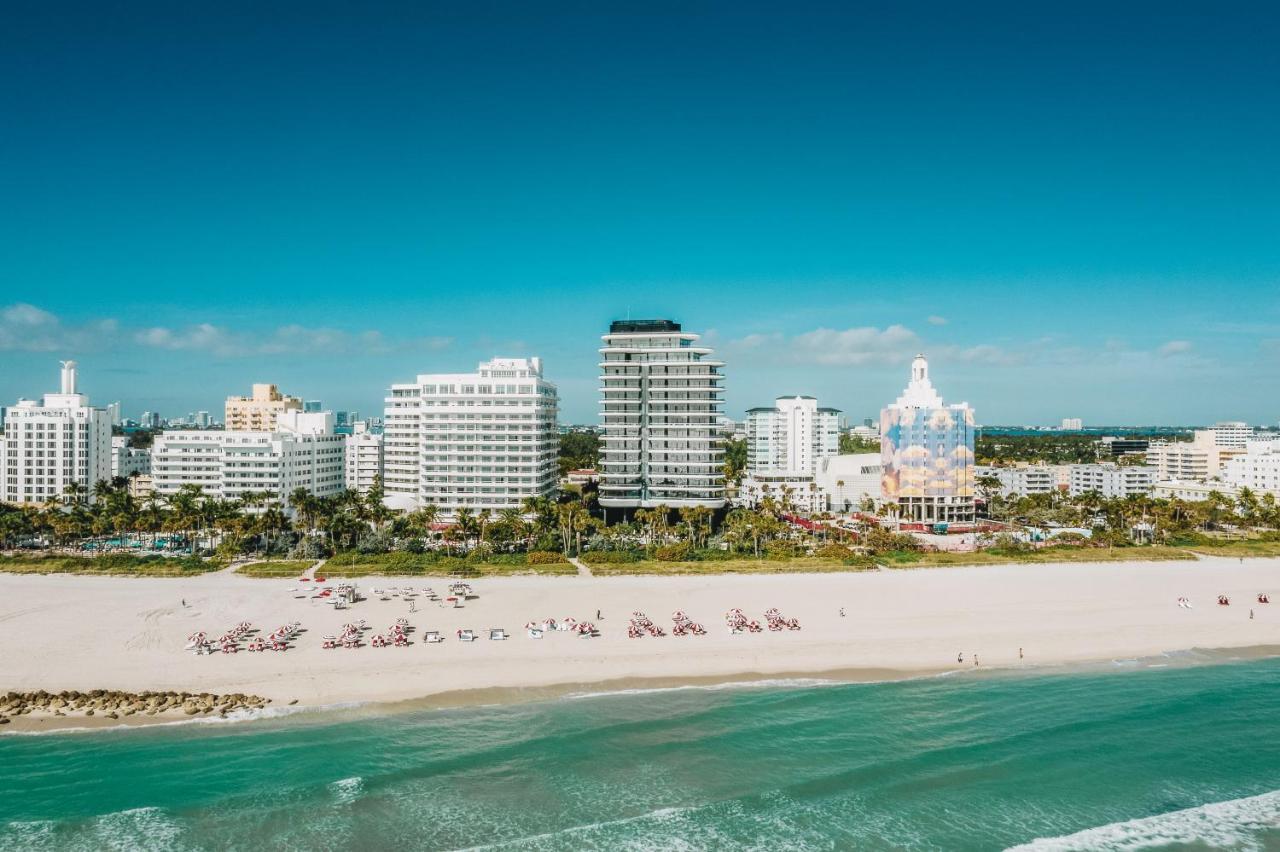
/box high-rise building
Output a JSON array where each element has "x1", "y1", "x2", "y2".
[
  {"x1": 1061, "y1": 417, "x2": 1083, "y2": 431},
  {"x1": 152, "y1": 411, "x2": 345, "y2": 509},
  {"x1": 224, "y1": 383, "x2": 302, "y2": 431},
  {"x1": 304, "y1": 400, "x2": 323, "y2": 413},
  {"x1": 880, "y1": 354, "x2": 975, "y2": 522},
  {"x1": 745, "y1": 396, "x2": 841, "y2": 476},
  {"x1": 598, "y1": 319, "x2": 725, "y2": 509},
  {"x1": 345, "y1": 421, "x2": 384, "y2": 495},
  {"x1": 1, "y1": 362, "x2": 112, "y2": 504},
  {"x1": 106, "y1": 401, "x2": 122, "y2": 427},
  {"x1": 382, "y1": 357, "x2": 558, "y2": 515},
  {"x1": 737, "y1": 396, "x2": 841, "y2": 513}
]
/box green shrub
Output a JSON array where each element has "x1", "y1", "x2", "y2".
[
  {"x1": 583, "y1": 550, "x2": 642, "y2": 563},
  {"x1": 654, "y1": 542, "x2": 692, "y2": 562},
  {"x1": 814, "y1": 543, "x2": 855, "y2": 559},
  {"x1": 527, "y1": 551, "x2": 568, "y2": 564}
]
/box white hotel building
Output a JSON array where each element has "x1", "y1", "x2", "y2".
[
  {"x1": 1, "y1": 362, "x2": 112, "y2": 504},
  {"x1": 1223, "y1": 439, "x2": 1280, "y2": 497},
  {"x1": 151, "y1": 410, "x2": 346, "y2": 509},
  {"x1": 382, "y1": 357, "x2": 558, "y2": 516},
  {"x1": 598, "y1": 320, "x2": 725, "y2": 510},
  {"x1": 738, "y1": 396, "x2": 841, "y2": 513}
]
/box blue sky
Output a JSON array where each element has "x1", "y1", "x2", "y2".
[{"x1": 2, "y1": 1, "x2": 1278, "y2": 426}]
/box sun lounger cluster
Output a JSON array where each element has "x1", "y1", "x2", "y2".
[
  {"x1": 670, "y1": 610, "x2": 707, "y2": 636},
  {"x1": 764, "y1": 608, "x2": 801, "y2": 631},
  {"x1": 186, "y1": 621, "x2": 298, "y2": 654},
  {"x1": 1217, "y1": 595, "x2": 1231, "y2": 606},
  {"x1": 725, "y1": 609, "x2": 763, "y2": 633},
  {"x1": 322, "y1": 620, "x2": 368, "y2": 649},
  {"x1": 247, "y1": 622, "x2": 301, "y2": 652},
  {"x1": 523, "y1": 618, "x2": 597, "y2": 639},
  {"x1": 370, "y1": 619, "x2": 411, "y2": 648},
  {"x1": 628, "y1": 611, "x2": 666, "y2": 638},
  {"x1": 1258, "y1": 593, "x2": 1271, "y2": 604}
]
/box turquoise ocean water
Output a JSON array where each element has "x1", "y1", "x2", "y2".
[{"x1": 2, "y1": 656, "x2": 1279, "y2": 850}]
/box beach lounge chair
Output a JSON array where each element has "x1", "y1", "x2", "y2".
[
  {"x1": 489, "y1": 628, "x2": 509, "y2": 641},
  {"x1": 423, "y1": 630, "x2": 444, "y2": 643},
  {"x1": 457, "y1": 629, "x2": 477, "y2": 642},
  {"x1": 527, "y1": 627, "x2": 544, "y2": 639}
]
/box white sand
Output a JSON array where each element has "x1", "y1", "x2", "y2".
[{"x1": 1, "y1": 557, "x2": 1276, "y2": 729}]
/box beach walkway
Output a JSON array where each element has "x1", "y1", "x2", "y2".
[{"x1": 568, "y1": 556, "x2": 593, "y2": 577}]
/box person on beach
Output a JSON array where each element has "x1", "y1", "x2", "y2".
[
  {"x1": 839, "y1": 608, "x2": 845, "y2": 617},
  {"x1": 597, "y1": 609, "x2": 601, "y2": 620},
  {"x1": 958, "y1": 652, "x2": 963, "y2": 664},
  {"x1": 1019, "y1": 647, "x2": 1024, "y2": 659},
  {"x1": 974, "y1": 655, "x2": 979, "y2": 667},
  {"x1": 1250, "y1": 609, "x2": 1254, "y2": 620}
]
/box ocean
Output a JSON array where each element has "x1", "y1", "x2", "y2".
[{"x1": 3, "y1": 657, "x2": 1279, "y2": 851}]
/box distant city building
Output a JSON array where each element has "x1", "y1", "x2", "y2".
[
  {"x1": 598, "y1": 320, "x2": 725, "y2": 509},
  {"x1": 1208, "y1": 421, "x2": 1255, "y2": 449},
  {"x1": 152, "y1": 411, "x2": 345, "y2": 509},
  {"x1": 1061, "y1": 417, "x2": 1083, "y2": 431},
  {"x1": 1097, "y1": 436, "x2": 1150, "y2": 457},
  {"x1": 224, "y1": 383, "x2": 303, "y2": 432},
  {"x1": 140, "y1": 411, "x2": 162, "y2": 430},
  {"x1": 195, "y1": 411, "x2": 211, "y2": 428},
  {"x1": 344, "y1": 421, "x2": 384, "y2": 495},
  {"x1": 1, "y1": 362, "x2": 112, "y2": 504},
  {"x1": 814, "y1": 453, "x2": 881, "y2": 513},
  {"x1": 383, "y1": 357, "x2": 559, "y2": 516},
  {"x1": 128, "y1": 473, "x2": 155, "y2": 501},
  {"x1": 110, "y1": 436, "x2": 152, "y2": 480},
  {"x1": 880, "y1": 355, "x2": 975, "y2": 522},
  {"x1": 304, "y1": 400, "x2": 323, "y2": 413},
  {"x1": 1068, "y1": 464, "x2": 1155, "y2": 498},
  {"x1": 107, "y1": 402, "x2": 122, "y2": 427},
  {"x1": 849, "y1": 424, "x2": 880, "y2": 442}
]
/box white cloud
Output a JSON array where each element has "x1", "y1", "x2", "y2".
[
  {"x1": 0, "y1": 303, "x2": 119, "y2": 352},
  {"x1": 1157, "y1": 340, "x2": 1193, "y2": 357},
  {"x1": 1, "y1": 303, "x2": 451, "y2": 359},
  {"x1": 927, "y1": 315, "x2": 948, "y2": 326}
]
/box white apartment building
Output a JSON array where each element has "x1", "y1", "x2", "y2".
[
  {"x1": 745, "y1": 396, "x2": 841, "y2": 476},
  {"x1": 599, "y1": 320, "x2": 725, "y2": 509},
  {"x1": 111, "y1": 436, "x2": 152, "y2": 479},
  {"x1": 1068, "y1": 464, "x2": 1156, "y2": 498},
  {"x1": 1, "y1": 362, "x2": 111, "y2": 504},
  {"x1": 151, "y1": 411, "x2": 345, "y2": 509},
  {"x1": 974, "y1": 465, "x2": 1057, "y2": 498},
  {"x1": 1061, "y1": 418, "x2": 1083, "y2": 431},
  {"x1": 382, "y1": 357, "x2": 558, "y2": 516},
  {"x1": 345, "y1": 421, "x2": 384, "y2": 495},
  {"x1": 224, "y1": 383, "x2": 303, "y2": 432},
  {"x1": 1222, "y1": 440, "x2": 1280, "y2": 497}
]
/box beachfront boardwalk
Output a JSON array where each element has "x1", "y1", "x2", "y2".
[{"x1": 568, "y1": 556, "x2": 593, "y2": 577}]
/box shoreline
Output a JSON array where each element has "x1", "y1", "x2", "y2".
[
  {"x1": 7, "y1": 644, "x2": 1280, "y2": 735},
  {"x1": 3, "y1": 556, "x2": 1278, "y2": 734}
]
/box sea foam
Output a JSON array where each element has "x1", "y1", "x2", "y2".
[{"x1": 1008, "y1": 789, "x2": 1280, "y2": 851}]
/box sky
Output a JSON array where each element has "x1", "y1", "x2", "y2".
[{"x1": 2, "y1": 1, "x2": 1279, "y2": 426}]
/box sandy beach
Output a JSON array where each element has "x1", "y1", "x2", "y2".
[{"x1": 1, "y1": 556, "x2": 1277, "y2": 732}]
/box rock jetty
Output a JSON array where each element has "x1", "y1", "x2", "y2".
[{"x1": 0, "y1": 690, "x2": 271, "y2": 724}]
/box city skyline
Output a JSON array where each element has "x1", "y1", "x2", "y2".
[{"x1": 4, "y1": 3, "x2": 1279, "y2": 424}]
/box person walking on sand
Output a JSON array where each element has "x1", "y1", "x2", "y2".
[
  {"x1": 1019, "y1": 647, "x2": 1024, "y2": 660},
  {"x1": 974, "y1": 654, "x2": 979, "y2": 667},
  {"x1": 597, "y1": 609, "x2": 602, "y2": 621},
  {"x1": 1250, "y1": 609, "x2": 1254, "y2": 620},
  {"x1": 958, "y1": 652, "x2": 963, "y2": 664}
]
